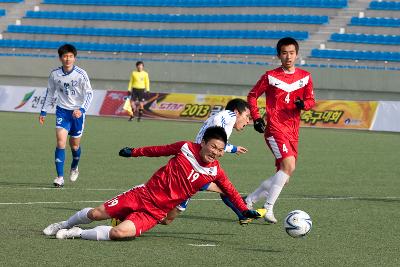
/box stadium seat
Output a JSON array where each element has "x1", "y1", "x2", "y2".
[
  {"x1": 25, "y1": 11, "x2": 328, "y2": 24},
  {"x1": 42, "y1": 0, "x2": 348, "y2": 8},
  {"x1": 0, "y1": 39, "x2": 276, "y2": 55},
  {"x1": 350, "y1": 17, "x2": 400, "y2": 27},
  {"x1": 0, "y1": 9, "x2": 5, "y2": 16},
  {"x1": 330, "y1": 33, "x2": 400, "y2": 45},
  {"x1": 311, "y1": 49, "x2": 400, "y2": 62},
  {"x1": 6, "y1": 25, "x2": 309, "y2": 40},
  {"x1": 369, "y1": 1, "x2": 400, "y2": 11},
  {"x1": 0, "y1": 0, "x2": 23, "y2": 2}
]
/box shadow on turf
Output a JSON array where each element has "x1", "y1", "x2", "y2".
[
  {"x1": 179, "y1": 214, "x2": 236, "y2": 223},
  {"x1": 0, "y1": 181, "x2": 51, "y2": 187},
  {"x1": 293, "y1": 194, "x2": 400, "y2": 203},
  {"x1": 142, "y1": 231, "x2": 227, "y2": 243}
]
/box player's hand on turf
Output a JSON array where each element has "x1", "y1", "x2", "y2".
[
  {"x1": 253, "y1": 118, "x2": 266, "y2": 133},
  {"x1": 236, "y1": 146, "x2": 248, "y2": 155},
  {"x1": 72, "y1": 109, "x2": 82, "y2": 119},
  {"x1": 119, "y1": 147, "x2": 133, "y2": 157},
  {"x1": 294, "y1": 97, "x2": 305, "y2": 110},
  {"x1": 242, "y1": 209, "x2": 261, "y2": 219},
  {"x1": 39, "y1": 115, "x2": 45, "y2": 125}
]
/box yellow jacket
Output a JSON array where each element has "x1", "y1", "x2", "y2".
[{"x1": 127, "y1": 70, "x2": 150, "y2": 91}]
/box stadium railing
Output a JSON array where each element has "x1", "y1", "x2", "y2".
[
  {"x1": 42, "y1": 0, "x2": 348, "y2": 8},
  {"x1": 25, "y1": 11, "x2": 329, "y2": 24},
  {"x1": 369, "y1": 1, "x2": 400, "y2": 11},
  {"x1": 311, "y1": 49, "x2": 400, "y2": 62},
  {"x1": 330, "y1": 33, "x2": 400, "y2": 45},
  {"x1": 350, "y1": 17, "x2": 400, "y2": 27},
  {"x1": 7, "y1": 25, "x2": 309, "y2": 40},
  {"x1": 0, "y1": 39, "x2": 277, "y2": 55}
]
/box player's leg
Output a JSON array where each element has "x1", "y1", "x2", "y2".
[
  {"x1": 129, "y1": 90, "x2": 137, "y2": 121},
  {"x1": 54, "y1": 128, "x2": 68, "y2": 187},
  {"x1": 160, "y1": 207, "x2": 181, "y2": 225},
  {"x1": 68, "y1": 113, "x2": 85, "y2": 181},
  {"x1": 137, "y1": 91, "x2": 145, "y2": 122}
]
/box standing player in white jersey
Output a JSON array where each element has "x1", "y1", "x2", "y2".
[
  {"x1": 39, "y1": 44, "x2": 93, "y2": 187},
  {"x1": 161, "y1": 98, "x2": 256, "y2": 225}
]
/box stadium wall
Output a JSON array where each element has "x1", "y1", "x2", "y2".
[{"x1": 0, "y1": 56, "x2": 399, "y2": 100}]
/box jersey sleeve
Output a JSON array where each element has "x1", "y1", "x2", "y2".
[
  {"x1": 40, "y1": 72, "x2": 57, "y2": 116},
  {"x1": 214, "y1": 169, "x2": 248, "y2": 212},
  {"x1": 80, "y1": 72, "x2": 93, "y2": 113},
  {"x1": 132, "y1": 141, "x2": 187, "y2": 157},
  {"x1": 127, "y1": 72, "x2": 134, "y2": 92},
  {"x1": 303, "y1": 74, "x2": 315, "y2": 111},
  {"x1": 145, "y1": 72, "x2": 150, "y2": 92},
  {"x1": 247, "y1": 73, "x2": 268, "y2": 120},
  {"x1": 212, "y1": 111, "x2": 237, "y2": 153}
]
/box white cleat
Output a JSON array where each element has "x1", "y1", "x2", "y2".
[
  {"x1": 264, "y1": 208, "x2": 278, "y2": 224},
  {"x1": 43, "y1": 221, "x2": 67, "y2": 236},
  {"x1": 53, "y1": 177, "x2": 64, "y2": 188},
  {"x1": 69, "y1": 168, "x2": 79, "y2": 182},
  {"x1": 56, "y1": 227, "x2": 83, "y2": 240}
]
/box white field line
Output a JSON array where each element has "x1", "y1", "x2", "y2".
[
  {"x1": 0, "y1": 196, "x2": 399, "y2": 205},
  {"x1": 188, "y1": 244, "x2": 217, "y2": 247}
]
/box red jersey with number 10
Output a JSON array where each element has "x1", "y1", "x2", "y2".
[
  {"x1": 131, "y1": 141, "x2": 247, "y2": 217},
  {"x1": 248, "y1": 67, "x2": 315, "y2": 141}
]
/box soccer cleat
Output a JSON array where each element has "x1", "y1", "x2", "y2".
[
  {"x1": 53, "y1": 177, "x2": 64, "y2": 188},
  {"x1": 43, "y1": 221, "x2": 67, "y2": 236},
  {"x1": 255, "y1": 208, "x2": 267, "y2": 218},
  {"x1": 69, "y1": 168, "x2": 79, "y2": 182},
  {"x1": 238, "y1": 218, "x2": 254, "y2": 226},
  {"x1": 56, "y1": 227, "x2": 83, "y2": 240},
  {"x1": 264, "y1": 208, "x2": 278, "y2": 224},
  {"x1": 128, "y1": 115, "x2": 134, "y2": 121}
]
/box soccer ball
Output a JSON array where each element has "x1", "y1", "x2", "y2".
[{"x1": 283, "y1": 210, "x2": 312, "y2": 238}]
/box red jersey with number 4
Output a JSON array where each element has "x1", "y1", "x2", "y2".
[
  {"x1": 131, "y1": 141, "x2": 247, "y2": 214},
  {"x1": 248, "y1": 67, "x2": 315, "y2": 141}
]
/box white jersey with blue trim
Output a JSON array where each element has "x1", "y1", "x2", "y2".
[
  {"x1": 41, "y1": 66, "x2": 93, "y2": 113},
  {"x1": 195, "y1": 110, "x2": 237, "y2": 153}
]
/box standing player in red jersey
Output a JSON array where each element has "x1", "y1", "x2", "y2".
[
  {"x1": 245, "y1": 37, "x2": 315, "y2": 224},
  {"x1": 43, "y1": 126, "x2": 262, "y2": 241}
]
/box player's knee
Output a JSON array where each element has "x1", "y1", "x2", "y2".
[
  {"x1": 70, "y1": 145, "x2": 79, "y2": 151},
  {"x1": 109, "y1": 227, "x2": 135, "y2": 240},
  {"x1": 87, "y1": 207, "x2": 104, "y2": 221}
]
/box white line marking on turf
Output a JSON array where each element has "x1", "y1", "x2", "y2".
[
  {"x1": 188, "y1": 244, "x2": 217, "y2": 247},
  {"x1": 0, "y1": 196, "x2": 399, "y2": 206}
]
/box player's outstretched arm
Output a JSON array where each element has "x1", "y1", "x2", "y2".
[{"x1": 119, "y1": 141, "x2": 187, "y2": 158}]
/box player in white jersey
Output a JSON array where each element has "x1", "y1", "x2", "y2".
[
  {"x1": 39, "y1": 44, "x2": 93, "y2": 187},
  {"x1": 162, "y1": 98, "x2": 252, "y2": 225}
]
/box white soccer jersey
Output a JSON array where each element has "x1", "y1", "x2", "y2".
[
  {"x1": 41, "y1": 66, "x2": 93, "y2": 113},
  {"x1": 195, "y1": 110, "x2": 237, "y2": 153}
]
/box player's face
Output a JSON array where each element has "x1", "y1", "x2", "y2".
[
  {"x1": 59, "y1": 52, "x2": 76, "y2": 70},
  {"x1": 200, "y1": 139, "x2": 225, "y2": 164},
  {"x1": 136, "y1": 64, "x2": 144, "y2": 72},
  {"x1": 234, "y1": 108, "x2": 250, "y2": 131},
  {"x1": 278, "y1": 44, "x2": 298, "y2": 70}
]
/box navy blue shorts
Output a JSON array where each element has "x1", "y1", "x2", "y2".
[{"x1": 55, "y1": 106, "x2": 85, "y2": 138}]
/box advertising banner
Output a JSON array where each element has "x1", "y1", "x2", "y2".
[
  {"x1": 99, "y1": 90, "x2": 265, "y2": 121},
  {"x1": 300, "y1": 100, "x2": 378, "y2": 130},
  {"x1": 371, "y1": 101, "x2": 400, "y2": 132},
  {"x1": 0, "y1": 85, "x2": 105, "y2": 116}
]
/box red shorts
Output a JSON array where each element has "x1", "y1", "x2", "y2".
[
  {"x1": 264, "y1": 133, "x2": 298, "y2": 169},
  {"x1": 103, "y1": 186, "x2": 165, "y2": 237}
]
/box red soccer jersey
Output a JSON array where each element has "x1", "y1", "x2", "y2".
[
  {"x1": 131, "y1": 141, "x2": 248, "y2": 214},
  {"x1": 248, "y1": 67, "x2": 315, "y2": 141}
]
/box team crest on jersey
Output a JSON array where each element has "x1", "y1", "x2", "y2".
[
  {"x1": 299, "y1": 80, "x2": 303, "y2": 87},
  {"x1": 64, "y1": 83, "x2": 70, "y2": 90}
]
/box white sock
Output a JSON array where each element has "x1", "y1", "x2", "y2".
[
  {"x1": 80, "y1": 226, "x2": 112, "y2": 241},
  {"x1": 63, "y1": 207, "x2": 93, "y2": 228},
  {"x1": 247, "y1": 176, "x2": 273, "y2": 203},
  {"x1": 264, "y1": 170, "x2": 290, "y2": 208}
]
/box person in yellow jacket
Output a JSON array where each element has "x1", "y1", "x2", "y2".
[{"x1": 127, "y1": 61, "x2": 150, "y2": 122}]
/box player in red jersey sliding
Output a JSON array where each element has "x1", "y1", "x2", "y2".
[
  {"x1": 43, "y1": 126, "x2": 262, "y2": 241},
  {"x1": 245, "y1": 37, "x2": 315, "y2": 223}
]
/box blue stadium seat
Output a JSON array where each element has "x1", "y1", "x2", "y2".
[
  {"x1": 369, "y1": 1, "x2": 400, "y2": 11},
  {"x1": 0, "y1": 9, "x2": 6, "y2": 16},
  {"x1": 311, "y1": 49, "x2": 400, "y2": 62},
  {"x1": 331, "y1": 33, "x2": 400, "y2": 45},
  {"x1": 0, "y1": 39, "x2": 276, "y2": 55},
  {"x1": 42, "y1": 0, "x2": 347, "y2": 8},
  {"x1": 350, "y1": 17, "x2": 400, "y2": 27},
  {"x1": 24, "y1": 11, "x2": 328, "y2": 24},
  {"x1": 0, "y1": 0, "x2": 23, "y2": 2},
  {"x1": 6, "y1": 25, "x2": 309, "y2": 40}
]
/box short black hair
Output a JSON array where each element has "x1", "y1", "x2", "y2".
[
  {"x1": 225, "y1": 98, "x2": 249, "y2": 113},
  {"x1": 58, "y1": 44, "x2": 77, "y2": 58},
  {"x1": 202, "y1": 126, "x2": 227, "y2": 145},
  {"x1": 136, "y1": 61, "x2": 144, "y2": 67},
  {"x1": 276, "y1": 37, "x2": 299, "y2": 56}
]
